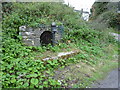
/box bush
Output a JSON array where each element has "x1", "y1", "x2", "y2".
[{"x1": 90, "y1": 2, "x2": 119, "y2": 29}]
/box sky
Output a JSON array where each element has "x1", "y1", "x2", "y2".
[{"x1": 64, "y1": 0, "x2": 95, "y2": 12}]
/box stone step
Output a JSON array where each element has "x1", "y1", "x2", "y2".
[{"x1": 42, "y1": 50, "x2": 80, "y2": 61}]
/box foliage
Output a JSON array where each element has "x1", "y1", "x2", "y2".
[
  {"x1": 2, "y1": 2, "x2": 118, "y2": 88},
  {"x1": 90, "y1": 2, "x2": 108, "y2": 19},
  {"x1": 90, "y1": 2, "x2": 119, "y2": 29}
]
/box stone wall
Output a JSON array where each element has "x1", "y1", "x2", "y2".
[{"x1": 19, "y1": 25, "x2": 62, "y2": 46}]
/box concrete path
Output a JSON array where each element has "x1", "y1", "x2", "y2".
[
  {"x1": 91, "y1": 32, "x2": 119, "y2": 88},
  {"x1": 109, "y1": 32, "x2": 120, "y2": 41},
  {"x1": 91, "y1": 69, "x2": 119, "y2": 88}
]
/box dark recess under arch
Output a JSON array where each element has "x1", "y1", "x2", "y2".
[{"x1": 40, "y1": 31, "x2": 52, "y2": 46}]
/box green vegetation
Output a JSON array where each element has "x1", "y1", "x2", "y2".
[
  {"x1": 89, "y1": 2, "x2": 120, "y2": 31},
  {"x1": 2, "y1": 2, "x2": 118, "y2": 88}
]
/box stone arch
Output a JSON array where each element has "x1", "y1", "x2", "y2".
[{"x1": 40, "y1": 31, "x2": 52, "y2": 46}]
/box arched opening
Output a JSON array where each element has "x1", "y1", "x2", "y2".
[{"x1": 40, "y1": 31, "x2": 52, "y2": 46}]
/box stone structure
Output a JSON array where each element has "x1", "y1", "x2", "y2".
[{"x1": 19, "y1": 24, "x2": 63, "y2": 46}]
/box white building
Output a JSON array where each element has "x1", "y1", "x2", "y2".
[{"x1": 81, "y1": 11, "x2": 90, "y2": 21}]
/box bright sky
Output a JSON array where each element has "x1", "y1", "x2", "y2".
[{"x1": 64, "y1": 0, "x2": 95, "y2": 12}]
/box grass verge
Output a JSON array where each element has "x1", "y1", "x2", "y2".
[{"x1": 52, "y1": 43, "x2": 118, "y2": 88}]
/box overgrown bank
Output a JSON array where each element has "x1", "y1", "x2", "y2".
[
  {"x1": 2, "y1": 2, "x2": 118, "y2": 88},
  {"x1": 89, "y1": 2, "x2": 120, "y2": 32}
]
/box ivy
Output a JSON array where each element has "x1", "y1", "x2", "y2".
[{"x1": 2, "y1": 2, "x2": 117, "y2": 88}]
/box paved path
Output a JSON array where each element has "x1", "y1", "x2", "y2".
[
  {"x1": 110, "y1": 32, "x2": 120, "y2": 41},
  {"x1": 91, "y1": 69, "x2": 119, "y2": 88},
  {"x1": 91, "y1": 33, "x2": 119, "y2": 88}
]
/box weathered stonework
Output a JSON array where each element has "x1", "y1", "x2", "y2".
[{"x1": 19, "y1": 25, "x2": 62, "y2": 46}]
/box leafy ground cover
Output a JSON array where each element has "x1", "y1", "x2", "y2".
[
  {"x1": 1, "y1": 2, "x2": 119, "y2": 88},
  {"x1": 53, "y1": 43, "x2": 118, "y2": 88}
]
